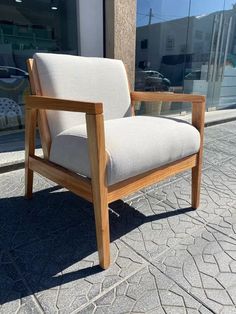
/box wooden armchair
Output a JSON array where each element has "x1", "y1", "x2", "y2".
[{"x1": 25, "y1": 53, "x2": 205, "y2": 269}]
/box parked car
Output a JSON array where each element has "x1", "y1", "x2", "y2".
[{"x1": 135, "y1": 70, "x2": 171, "y2": 91}]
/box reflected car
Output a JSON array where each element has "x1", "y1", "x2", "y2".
[{"x1": 135, "y1": 70, "x2": 171, "y2": 91}]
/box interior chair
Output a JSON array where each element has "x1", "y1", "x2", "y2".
[{"x1": 25, "y1": 53, "x2": 205, "y2": 269}]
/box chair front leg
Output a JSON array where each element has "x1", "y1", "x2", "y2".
[
  {"x1": 86, "y1": 113, "x2": 110, "y2": 269},
  {"x1": 25, "y1": 108, "x2": 37, "y2": 199},
  {"x1": 92, "y1": 181, "x2": 110, "y2": 269}
]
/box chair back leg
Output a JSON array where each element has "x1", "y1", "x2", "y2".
[
  {"x1": 25, "y1": 108, "x2": 37, "y2": 199},
  {"x1": 25, "y1": 167, "x2": 34, "y2": 199},
  {"x1": 93, "y1": 186, "x2": 110, "y2": 269}
]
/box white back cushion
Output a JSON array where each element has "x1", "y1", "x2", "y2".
[{"x1": 34, "y1": 53, "x2": 131, "y2": 139}]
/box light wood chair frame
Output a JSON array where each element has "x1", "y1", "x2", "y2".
[{"x1": 25, "y1": 59, "x2": 205, "y2": 269}]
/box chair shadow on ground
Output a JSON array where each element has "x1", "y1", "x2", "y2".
[{"x1": 0, "y1": 185, "x2": 194, "y2": 304}]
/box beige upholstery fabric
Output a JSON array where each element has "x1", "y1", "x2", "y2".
[
  {"x1": 34, "y1": 53, "x2": 131, "y2": 139},
  {"x1": 49, "y1": 116, "x2": 200, "y2": 186}
]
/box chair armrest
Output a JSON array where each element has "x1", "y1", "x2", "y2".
[
  {"x1": 131, "y1": 91, "x2": 205, "y2": 103},
  {"x1": 131, "y1": 91, "x2": 205, "y2": 133},
  {"x1": 25, "y1": 95, "x2": 103, "y2": 115}
]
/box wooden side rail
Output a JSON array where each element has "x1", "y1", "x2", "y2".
[
  {"x1": 28, "y1": 154, "x2": 197, "y2": 205},
  {"x1": 108, "y1": 154, "x2": 197, "y2": 203},
  {"x1": 29, "y1": 156, "x2": 93, "y2": 202},
  {"x1": 25, "y1": 95, "x2": 103, "y2": 115}
]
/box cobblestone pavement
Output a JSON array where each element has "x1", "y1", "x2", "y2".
[{"x1": 1, "y1": 121, "x2": 236, "y2": 313}]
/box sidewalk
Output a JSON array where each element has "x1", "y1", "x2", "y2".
[{"x1": 0, "y1": 130, "x2": 42, "y2": 172}]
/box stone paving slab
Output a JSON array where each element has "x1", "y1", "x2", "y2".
[
  {"x1": 153, "y1": 225, "x2": 236, "y2": 314},
  {"x1": 199, "y1": 159, "x2": 236, "y2": 202},
  {"x1": 0, "y1": 130, "x2": 41, "y2": 168},
  {"x1": 203, "y1": 124, "x2": 236, "y2": 167},
  {"x1": 210, "y1": 120, "x2": 236, "y2": 134},
  {"x1": 206, "y1": 139, "x2": 236, "y2": 159},
  {"x1": 109, "y1": 193, "x2": 203, "y2": 261},
  {"x1": 203, "y1": 123, "x2": 236, "y2": 144},
  {"x1": 198, "y1": 159, "x2": 236, "y2": 240},
  {"x1": 0, "y1": 251, "x2": 42, "y2": 314},
  {"x1": 10, "y1": 225, "x2": 145, "y2": 313},
  {"x1": 79, "y1": 265, "x2": 213, "y2": 314},
  {"x1": 0, "y1": 148, "x2": 43, "y2": 169},
  {"x1": 202, "y1": 147, "x2": 233, "y2": 167},
  {"x1": 147, "y1": 175, "x2": 234, "y2": 226},
  {"x1": 208, "y1": 204, "x2": 236, "y2": 241}
]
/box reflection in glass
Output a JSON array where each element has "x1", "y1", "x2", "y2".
[
  {"x1": 136, "y1": 0, "x2": 190, "y2": 116},
  {"x1": 136, "y1": 0, "x2": 236, "y2": 116},
  {"x1": 0, "y1": 0, "x2": 78, "y2": 131}
]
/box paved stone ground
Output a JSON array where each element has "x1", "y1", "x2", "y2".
[
  {"x1": 0, "y1": 130, "x2": 42, "y2": 168},
  {"x1": 1, "y1": 121, "x2": 236, "y2": 313}
]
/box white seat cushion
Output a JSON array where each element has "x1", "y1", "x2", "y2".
[{"x1": 49, "y1": 116, "x2": 200, "y2": 186}]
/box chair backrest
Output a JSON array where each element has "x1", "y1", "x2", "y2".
[{"x1": 33, "y1": 53, "x2": 131, "y2": 140}]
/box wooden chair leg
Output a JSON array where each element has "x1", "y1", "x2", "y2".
[
  {"x1": 86, "y1": 113, "x2": 110, "y2": 269},
  {"x1": 191, "y1": 158, "x2": 202, "y2": 209},
  {"x1": 25, "y1": 108, "x2": 37, "y2": 199},
  {"x1": 25, "y1": 167, "x2": 34, "y2": 199},
  {"x1": 191, "y1": 100, "x2": 205, "y2": 209},
  {"x1": 93, "y1": 189, "x2": 110, "y2": 269}
]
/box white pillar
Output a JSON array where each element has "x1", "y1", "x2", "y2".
[{"x1": 77, "y1": 0, "x2": 104, "y2": 57}]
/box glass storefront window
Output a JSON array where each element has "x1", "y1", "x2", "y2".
[
  {"x1": 136, "y1": 0, "x2": 236, "y2": 116},
  {"x1": 0, "y1": 0, "x2": 78, "y2": 132},
  {"x1": 136, "y1": 0, "x2": 191, "y2": 116}
]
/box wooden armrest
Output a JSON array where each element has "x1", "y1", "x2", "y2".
[
  {"x1": 131, "y1": 91, "x2": 205, "y2": 134},
  {"x1": 131, "y1": 91, "x2": 205, "y2": 103},
  {"x1": 25, "y1": 95, "x2": 103, "y2": 115}
]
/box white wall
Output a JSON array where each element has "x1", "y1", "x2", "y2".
[{"x1": 77, "y1": 0, "x2": 103, "y2": 57}]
